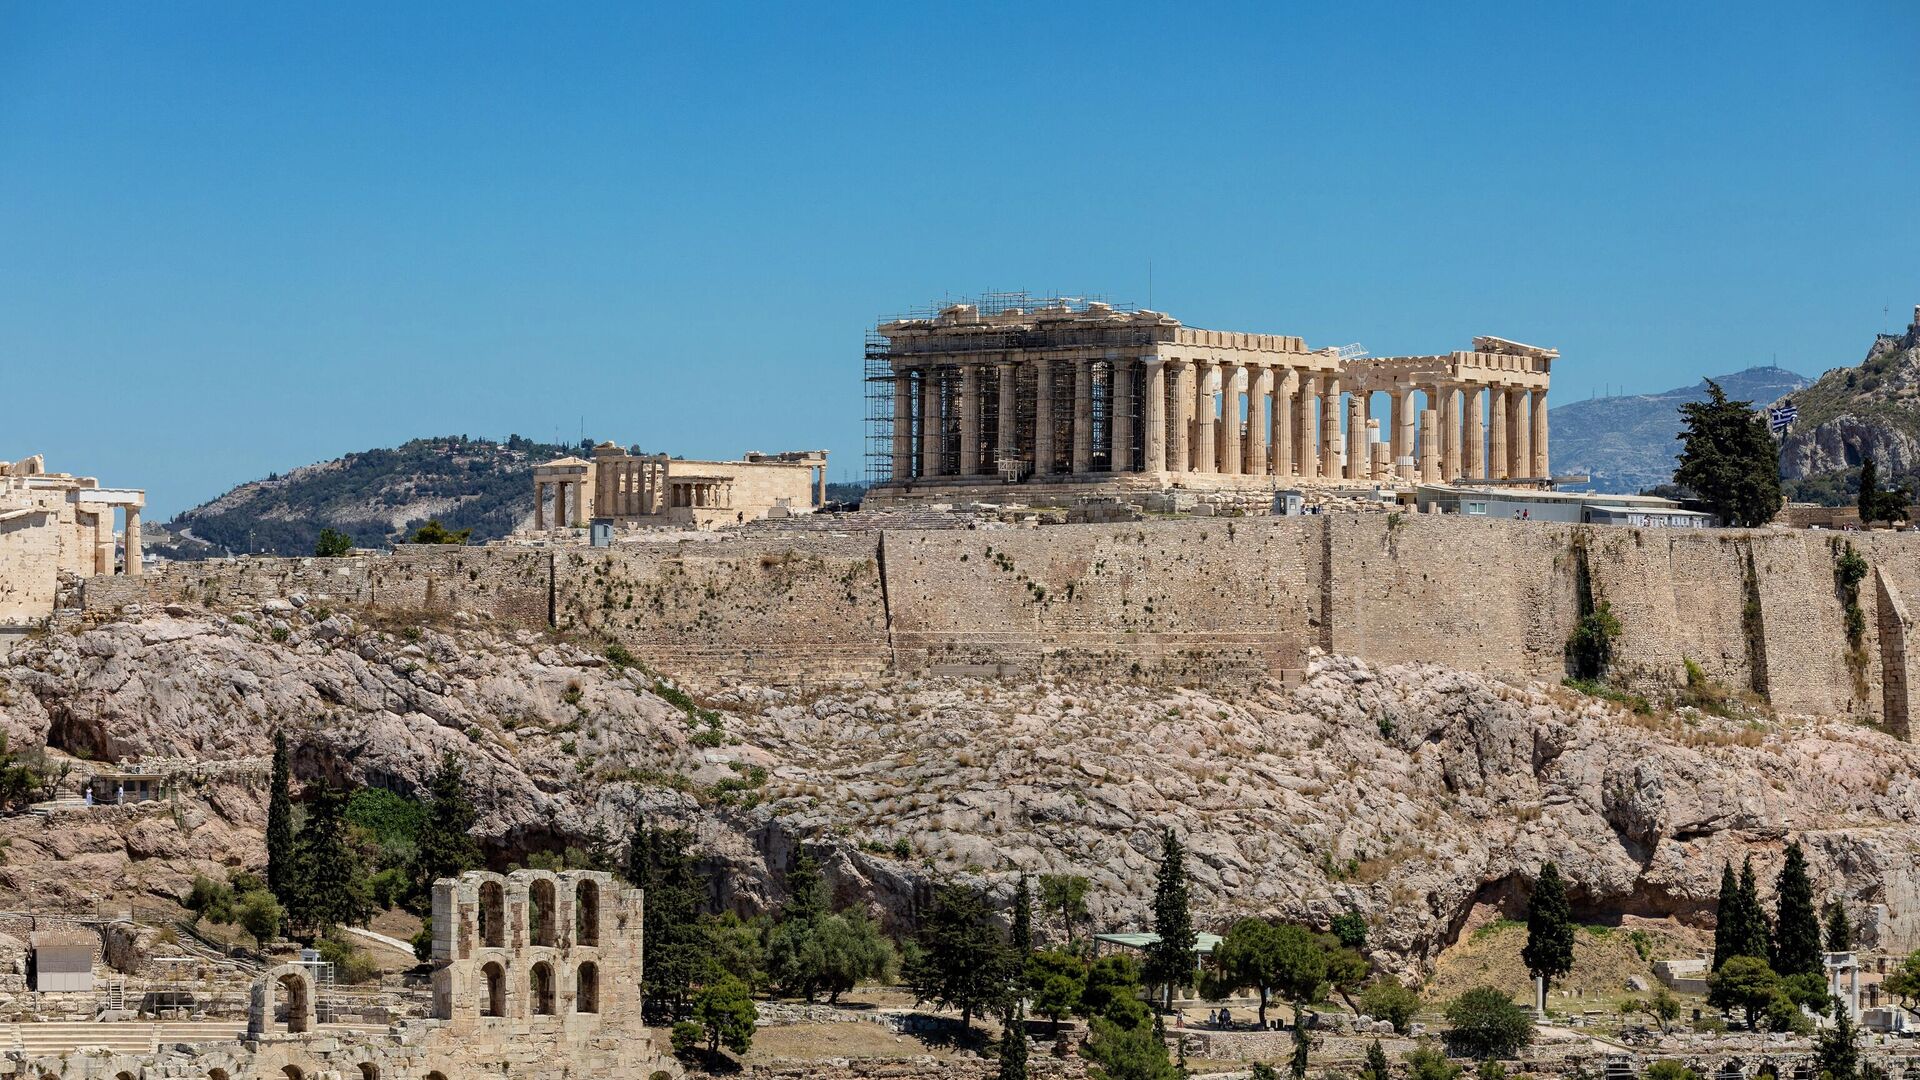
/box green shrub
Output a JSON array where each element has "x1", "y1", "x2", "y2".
[
  {"x1": 670, "y1": 1020, "x2": 704, "y2": 1057},
  {"x1": 1405, "y1": 1041, "x2": 1463, "y2": 1080},
  {"x1": 1565, "y1": 601, "x2": 1621, "y2": 682},
  {"x1": 1443, "y1": 986, "x2": 1534, "y2": 1059}
]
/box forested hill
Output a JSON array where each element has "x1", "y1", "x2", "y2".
[
  {"x1": 153, "y1": 435, "x2": 585, "y2": 559},
  {"x1": 1550, "y1": 366, "x2": 1810, "y2": 493}
]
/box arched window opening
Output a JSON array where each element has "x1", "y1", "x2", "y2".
[
  {"x1": 426, "y1": 1073, "x2": 450, "y2": 1080},
  {"x1": 480, "y1": 880, "x2": 506, "y2": 949},
  {"x1": 480, "y1": 961, "x2": 506, "y2": 1017},
  {"x1": 575, "y1": 879, "x2": 600, "y2": 946},
  {"x1": 283, "y1": 1067, "x2": 305, "y2": 1080},
  {"x1": 358, "y1": 1064, "x2": 380, "y2": 1080},
  {"x1": 530, "y1": 961, "x2": 556, "y2": 1016},
  {"x1": 529, "y1": 878, "x2": 557, "y2": 947},
  {"x1": 116, "y1": 1073, "x2": 137, "y2": 1080},
  {"x1": 207, "y1": 1070, "x2": 230, "y2": 1080},
  {"x1": 575, "y1": 961, "x2": 599, "y2": 1014}
]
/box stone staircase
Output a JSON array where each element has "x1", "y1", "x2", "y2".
[{"x1": 5, "y1": 1020, "x2": 159, "y2": 1056}]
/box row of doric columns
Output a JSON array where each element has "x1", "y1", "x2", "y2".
[
  {"x1": 596, "y1": 458, "x2": 664, "y2": 518},
  {"x1": 533, "y1": 479, "x2": 590, "y2": 529},
  {"x1": 891, "y1": 358, "x2": 1550, "y2": 484}
]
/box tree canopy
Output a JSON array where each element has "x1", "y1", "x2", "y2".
[
  {"x1": 1673, "y1": 380, "x2": 1783, "y2": 527},
  {"x1": 903, "y1": 882, "x2": 1010, "y2": 1030},
  {"x1": 1443, "y1": 987, "x2": 1535, "y2": 1060},
  {"x1": 1771, "y1": 842, "x2": 1822, "y2": 977}
]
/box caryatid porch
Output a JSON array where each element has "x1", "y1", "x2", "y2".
[{"x1": 873, "y1": 301, "x2": 1557, "y2": 491}]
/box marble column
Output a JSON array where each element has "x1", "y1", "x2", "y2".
[
  {"x1": 1296, "y1": 374, "x2": 1318, "y2": 480},
  {"x1": 1488, "y1": 386, "x2": 1509, "y2": 481},
  {"x1": 1194, "y1": 361, "x2": 1217, "y2": 473},
  {"x1": 1531, "y1": 388, "x2": 1550, "y2": 480},
  {"x1": 1419, "y1": 409, "x2": 1440, "y2": 483},
  {"x1": 1145, "y1": 359, "x2": 1168, "y2": 472},
  {"x1": 1438, "y1": 385, "x2": 1458, "y2": 481},
  {"x1": 920, "y1": 369, "x2": 943, "y2": 477},
  {"x1": 1250, "y1": 366, "x2": 1274, "y2": 476},
  {"x1": 1112, "y1": 359, "x2": 1135, "y2": 472},
  {"x1": 960, "y1": 365, "x2": 983, "y2": 475},
  {"x1": 1219, "y1": 364, "x2": 1243, "y2": 476},
  {"x1": 997, "y1": 363, "x2": 1017, "y2": 474},
  {"x1": 1273, "y1": 369, "x2": 1295, "y2": 478},
  {"x1": 1397, "y1": 387, "x2": 1417, "y2": 470},
  {"x1": 1348, "y1": 393, "x2": 1370, "y2": 482},
  {"x1": 1034, "y1": 361, "x2": 1055, "y2": 475},
  {"x1": 1510, "y1": 389, "x2": 1531, "y2": 480},
  {"x1": 1466, "y1": 386, "x2": 1486, "y2": 480},
  {"x1": 124, "y1": 508, "x2": 143, "y2": 575},
  {"x1": 1169, "y1": 361, "x2": 1191, "y2": 474},
  {"x1": 1320, "y1": 377, "x2": 1342, "y2": 478},
  {"x1": 555, "y1": 482, "x2": 568, "y2": 528},
  {"x1": 534, "y1": 481, "x2": 546, "y2": 529},
  {"x1": 1072, "y1": 359, "x2": 1094, "y2": 473}
]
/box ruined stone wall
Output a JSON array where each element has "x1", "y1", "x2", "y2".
[
  {"x1": 882, "y1": 519, "x2": 1319, "y2": 681},
  {"x1": 71, "y1": 520, "x2": 1920, "y2": 724},
  {"x1": 552, "y1": 535, "x2": 891, "y2": 679}
]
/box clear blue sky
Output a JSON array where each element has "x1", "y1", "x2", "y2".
[{"x1": 4, "y1": 2, "x2": 1917, "y2": 517}]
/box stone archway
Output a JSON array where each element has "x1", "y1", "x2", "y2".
[
  {"x1": 480, "y1": 960, "x2": 506, "y2": 1017},
  {"x1": 248, "y1": 963, "x2": 319, "y2": 1037},
  {"x1": 480, "y1": 879, "x2": 506, "y2": 949},
  {"x1": 530, "y1": 961, "x2": 555, "y2": 1015}
]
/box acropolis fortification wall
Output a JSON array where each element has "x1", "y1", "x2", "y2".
[{"x1": 79, "y1": 517, "x2": 1920, "y2": 728}]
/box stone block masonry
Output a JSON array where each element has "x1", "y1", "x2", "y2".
[{"x1": 75, "y1": 519, "x2": 1920, "y2": 731}]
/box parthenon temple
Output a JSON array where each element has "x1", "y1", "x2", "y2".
[{"x1": 864, "y1": 297, "x2": 1555, "y2": 499}]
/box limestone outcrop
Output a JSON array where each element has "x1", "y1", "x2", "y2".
[
  {"x1": 7, "y1": 608, "x2": 1920, "y2": 972},
  {"x1": 1777, "y1": 306, "x2": 1920, "y2": 480}
]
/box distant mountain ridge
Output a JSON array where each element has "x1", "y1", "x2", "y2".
[
  {"x1": 153, "y1": 435, "x2": 585, "y2": 559},
  {"x1": 1549, "y1": 366, "x2": 1811, "y2": 493}
]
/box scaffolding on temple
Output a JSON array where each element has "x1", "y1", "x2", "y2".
[{"x1": 862, "y1": 292, "x2": 1138, "y2": 487}]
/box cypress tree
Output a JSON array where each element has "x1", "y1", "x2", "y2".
[
  {"x1": 412, "y1": 750, "x2": 481, "y2": 899},
  {"x1": 1772, "y1": 842, "x2": 1822, "y2": 976},
  {"x1": 1734, "y1": 857, "x2": 1771, "y2": 961},
  {"x1": 1145, "y1": 829, "x2": 1196, "y2": 1008},
  {"x1": 626, "y1": 819, "x2": 705, "y2": 1022},
  {"x1": 1290, "y1": 1017, "x2": 1310, "y2": 1080},
  {"x1": 286, "y1": 784, "x2": 372, "y2": 938},
  {"x1": 1364, "y1": 1039, "x2": 1390, "y2": 1080},
  {"x1": 1712, "y1": 862, "x2": 1740, "y2": 971},
  {"x1": 1521, "y1": 862, "x2": 1576, "y2": 999},
  {"x1": 1825, "y1": 902, "x2": 1854, "y2": 952},
  {"x1": 998, "y1": 1002, "x2": 1030, "y2": 1080},
  {"x1": 1011, "y1": 874, "x2": 1033, "y2": 956},
  {"x1": 266, "y1": 731, "x2": 295, "y2": 904}
]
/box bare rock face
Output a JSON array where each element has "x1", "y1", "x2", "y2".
[
  {"x1": 7, "y1": 610, "x2": 1920, "y2": 972},
  {"x1": 1776, "y1": 311, "x2": 1920, "y2": 480}
]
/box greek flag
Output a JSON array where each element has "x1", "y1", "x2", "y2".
[{"x1": 1767, "y1": 401, "x2": 1797, "y2": 434}]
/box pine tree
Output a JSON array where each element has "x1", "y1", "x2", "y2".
[
  {"x1": 1521, "y1": 862, "x2": 1575, "y2": 999},
  {"x1": 286, "y1": 784, "x2": 372, "y2": 938},
  {"x1": 266, "y1": 730, "x2": 295, "y2": 904},
  {"x1": 1712, "y1": 862, "x2": 1741, "y2": 970},
  {"x1": 411, "y1": 750, "x2": 480, "y2": 900},
  {"x1": 1772, "y1": 842, "x2": 1822, "y2": 977},
  {"x1": 1825, "y1": 902, "x2": 1854, "y2": 952},
  {"x1": 1814, "y1": 1004, "x2": 1861, "y2": 1080},
  {"x1": 1673, "y1": 380, "x2": 1784, "y2": 527},
  {"x1": 1145, "y1": 829, "x2": 1196, "y2": 1008},
  {"x1": 904, "y1": 882, "x2": 1010, "y2": 1030}
]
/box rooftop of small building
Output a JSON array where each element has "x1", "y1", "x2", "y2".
[{"x1": 1416, "y1": 485, "x2": 1701, "y2": 511}]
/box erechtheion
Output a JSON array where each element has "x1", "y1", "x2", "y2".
[
  {"x1": 530, "y1": 442, "x2": 828, "y2": 530},
  {"x1": 864, "y1": 296, "x2": 1555, "y2": 502},
  {"x1": 1, "y1": 454, "x2": 145, "y2": 648}
]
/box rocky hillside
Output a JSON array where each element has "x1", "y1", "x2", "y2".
[
  {"x1": 1550, "y1": 366, "x2": 1809, "y2": 493},
  {"x1": 6, "y1": 605, "x2": 1920, "y2": 971},
  {"x1": 1777, "y1": 308, "x2": 1920, "y2": 503},
  {"x1": 151, "y1": 435, "x2": 591, "y2": 559}
]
